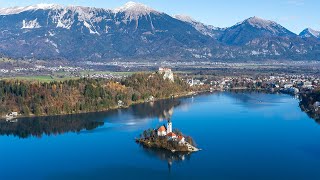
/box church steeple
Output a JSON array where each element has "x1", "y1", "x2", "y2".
[{"x1": 167, "y1": 119, "x2": 172, "y2": 134}]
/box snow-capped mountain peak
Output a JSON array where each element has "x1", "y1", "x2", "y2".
[
  {"x1": 245, "y1": 16, "x2": 277, "y2": 29},
  {"x1": 113, "y1": 1, "x2": 159, "y2": 19},
  {"x1": 300, "y1": 28, "x2": 320, "y2": 38},
  {"x1": 0, "y1": 3, "x2": 62, "y2": 15},
  {"x1": 232, "y1": 16, "x2": 295, "y2": 36},
  {"x1": 174, "y1": 14, "x2": 197, "y2": 23},
  {"x1": 307, "y1": 28, "x2": 320, "y2": 38},
  {"x1": 0, "y1": 3, "x2": 318, "y2": 61},
  {"x1": 174, "y1": 14, "x2": 221, "y2": 37}
]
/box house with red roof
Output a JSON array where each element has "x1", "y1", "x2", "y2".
[
  {"x1": 157, "y1": 126, "x2": 167, "y2": 136},
  {"x1": 167, "y1": 132, "x2": 177, "y2": 140},
  {"x1": 177, "y1": 135, "x2": 185, "y2": 144},
  {"x1": 157, "y1": 120, "x2": 173, "y2": 137}
]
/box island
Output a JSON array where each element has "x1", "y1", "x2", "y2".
[{"x1": 136, "y1": 120, "x2": 200, "y2": 153}]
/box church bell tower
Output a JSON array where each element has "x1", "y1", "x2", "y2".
[{"x1": 167, "y1": 120, "x2": 172, "y2": 134}]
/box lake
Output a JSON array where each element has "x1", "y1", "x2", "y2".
[{"x1": 1, "y1": 92, "x2": 320, "y2": 180}]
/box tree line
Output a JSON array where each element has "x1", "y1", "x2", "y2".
[{"x1": 0, "y1": 72, "x2": 190, "y2": 117}]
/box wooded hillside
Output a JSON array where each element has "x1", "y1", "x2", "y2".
[{"x1": 0, "y1": 73, "x2": 190, "y2": 117}]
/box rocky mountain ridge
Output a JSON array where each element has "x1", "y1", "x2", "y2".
[{"x1": 0, "y1": 2, "x2": 319, "y2": 61}]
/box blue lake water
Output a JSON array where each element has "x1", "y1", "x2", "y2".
[{"x1": 1, "y1": 92, "x2": 320, "y2": 180}]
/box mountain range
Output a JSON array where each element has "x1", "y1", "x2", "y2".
[{"x1": 0, "y1": 1, "x2": 319, "y2": 61}]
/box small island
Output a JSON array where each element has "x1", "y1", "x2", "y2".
[{"x1": 136, "y1": 120, "x2": 200, "y2": 153}]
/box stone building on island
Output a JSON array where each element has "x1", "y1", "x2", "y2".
[{"x1": 157, "y1": 120, "x2": 184, "y2": 144}]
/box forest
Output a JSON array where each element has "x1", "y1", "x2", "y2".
[{"x1": 0, "y1": 72, "x2": 190, "y2": 117}]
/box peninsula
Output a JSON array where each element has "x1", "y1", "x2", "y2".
[{"x1": 0, "y1": 68, "x2": 193, "y2": 119}]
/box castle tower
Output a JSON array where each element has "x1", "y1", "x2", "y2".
[{"x1": 167, "y1": 120, "x2": 172, "y2": 134}]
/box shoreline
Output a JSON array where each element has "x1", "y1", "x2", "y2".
[
  {"x1": 0, "y1": 91, "x2": 201, "y2": 120},
  {"x1": 0, "y1": 88, "x2": 294, "y2": 121},
  {"x1": 135, "y1": 138, "x2": 200, "y2": 153}
]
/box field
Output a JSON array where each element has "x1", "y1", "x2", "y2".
[
  {"x1": 0, "y1": 75, "x2": 79, "y2": 82},
  {"x1": 0, "y1": 71, "x2": 140, "y2": 82},
  {"x1": 0, "y1": 66, "x2": 191, "y2": 82}
]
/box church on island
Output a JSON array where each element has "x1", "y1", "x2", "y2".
[
  {"x1": 136, "y1": 119, "x2": 200, "y2": 152},
  {"x1": 157, "y1": 120, "x2": 185, "y2": 144}
]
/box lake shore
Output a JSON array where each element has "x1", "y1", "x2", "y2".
[
  {"x1": 0, "y1": 90, "x2": 203, "y2": 120},
  {"x1": 136, "y1": 138, "x2": 200, "y2": 153},
  {"x1": 0, "y1": 87, "x2": 292, "y2": 121}
]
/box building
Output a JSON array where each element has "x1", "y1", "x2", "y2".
[
  {"x1": 284, "y1": 84, "x2": 293, "y2": 89},
  {"x1": 146, "y1": 96, "x2": 154, "y2": 102},
  {"x1": 5, "y1": 112, "x2": 18, "y2": 121},
  {"x1": 187, "y1": 78, "x2": 194, "y2": 86},
  {"x1": 303, "y1": 81, "x2": 313, "y2": 89},
  {"x1": 6, "y1": 112, "x2": 18, "y2": 117},
  {"x1": 158, "y1": 67, "x2": 174, "y2": 82},
  {"x1": 157, "y1": 120, "x2": 176, "y2": 140},
  {"x1": 167, "y1": 120, "x2": 172, "y2": 134},
  {"x1": 178, "y1": 135, "x2": 185, "y2": 144},
  {"x1": 187, "y1": 78, "x2": 204, "y2": 86},
  {"x1": 157, "y1": 120, "x2": 173, "y2": 137},
  {"x1": 118, "y1": 100, "x2": 124, "y2": 107},
  {"x1": 10, "y1": 112, "x2": 18, "y2": 116},
  {"x1": 158, "y1": 67, "x2": 170, "y2": 73},
  {"x1": 157, "y1": 126, "x2": 167, "y2": 136},
  {"x1": 167, "y1": 132, "x2": 177, "y2": 140}
]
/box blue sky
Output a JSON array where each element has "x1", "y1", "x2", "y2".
[{"x1": 0, "y1": 0, "x2": 318, "y2": 34}]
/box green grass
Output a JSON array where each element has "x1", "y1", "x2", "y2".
[
  {"x1": 174, "y1": 71, "x2": 192, "y2": 74},
  {"x1": 0, "y1": 70, "x2": 155, "y2": 82},
  {"x1": 0, "y1": 75, "x2": 79, "y2": 83}
]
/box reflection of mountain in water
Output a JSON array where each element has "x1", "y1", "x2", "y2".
[
  {"x1": 140, "y1": 145, "x2": 191, "y2": 172},
  {"x1": 0, "y1": 98, "x2": 184, "y2": 138}
]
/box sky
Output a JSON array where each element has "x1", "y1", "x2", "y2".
[{"x1": 0, "y1": 0, "x2": 319, "y2": 34}]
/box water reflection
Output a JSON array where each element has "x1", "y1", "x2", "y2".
[
  {"x1": 140, "y1": 145, "x2": 191, "y2": 173},
  {"x1": 225, "y1": 91, "x2": 285, "y2": 108},
  {"x1": 1, "y1": 92, "x2": 318, "y2": 139},
  {"x1": 228, "y1": 91, "x2": 320, "y2": 124},
  {"x1": 0, "y1": 98, "x2": 183, "y2": 138},
  {"x1": 0, "y1": 114, "x2": 105, "y2": 138},
  {"x1": 129, "y1": 99, "x2": 180, "y2": 121},
  {"x1": 299, "y1": 106, "x2": 320, "y2": 124}
]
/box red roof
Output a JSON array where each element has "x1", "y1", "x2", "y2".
[
  {"x1": 158, "y1": 126, "x2": 166, "y2": 132},
  {"x1": 178, "y1": 135, "x2": 184, "y2": 141},
  {"x1": 167, "y1": 132, "x2": 177, "y2": 137}
]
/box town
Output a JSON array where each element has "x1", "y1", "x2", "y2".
[{"x1": 186, "y1": 73, "x2": 319, "y2": 94}]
